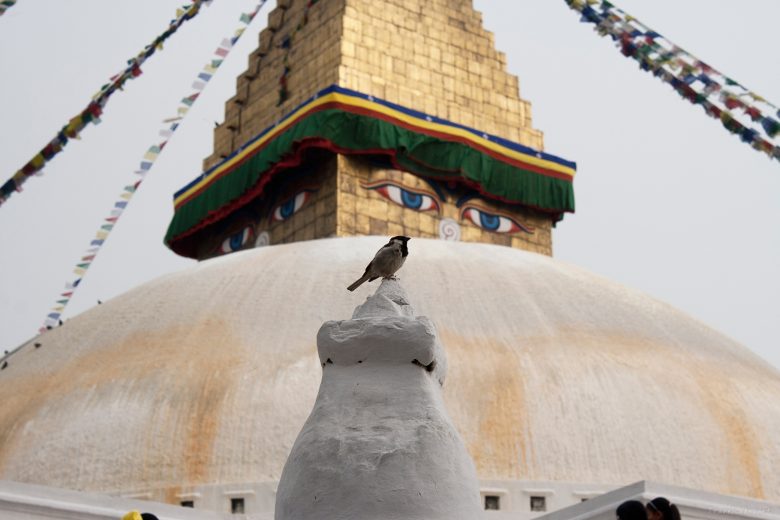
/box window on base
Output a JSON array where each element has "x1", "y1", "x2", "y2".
[
  {"x1": 530, "y1": 496, "x2": 546, "y2": 512},
  {"x1": 231, "y1": 497, "x2": 245, "y2": 514},
  {"x1": 484, "y1": 495, "x2": 500, "y2": 510},
  {"x1": 180, "y1": 500, "x2": 194, "y2": 508}
]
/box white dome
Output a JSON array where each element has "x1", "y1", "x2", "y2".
[{"x1": 0, "y1": 237, "x2": 778, "y2": 501}]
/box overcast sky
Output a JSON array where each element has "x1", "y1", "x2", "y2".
[{"x1": 0, "y1": 0, "x2": 777, "y2": 369}]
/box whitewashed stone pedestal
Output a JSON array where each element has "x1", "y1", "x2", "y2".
[{"x1": 274, "y1": 279, "x2": 481, "y2": 520}]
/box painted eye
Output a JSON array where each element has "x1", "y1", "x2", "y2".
[
  {"x1": 272, "y1": 190, "x2": 312, "y2": 222},
  {"x1": 220, "y1": 226, "x2": 254, "y2": 253},
  {"x1": 365, "y1": 183, "x2": 439, "y2": 212},
  {"x1": 461, "y1": 207, "x2": 532, "y2": 234}
]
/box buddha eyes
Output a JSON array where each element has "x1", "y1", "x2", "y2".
[
  {"x1": 363, "y1": 182, "x2": 440, "y2": 212},
  {"x1": 219, "y1": 226, "x2": 254, "y2": 253},
  {"x1": 271, "y1": 190, "x2": 314, "y2": 222},
  {"x1": 460, "y1": 206, "x2": 533, "y2": 234}
]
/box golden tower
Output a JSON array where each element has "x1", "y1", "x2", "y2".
[{"x1": 165, "y1": 0, "x2": 576, "y2": 259}]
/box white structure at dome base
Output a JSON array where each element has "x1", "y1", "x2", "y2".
[{"x1": 275, "y1": 279, "x2": 482, "y2": 519}]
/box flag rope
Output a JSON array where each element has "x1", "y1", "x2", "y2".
[
  {"x1": 38, "y1": 0, "x2": 269, "y2": 333},
  {"x1": 0, "y1": 1, "x2": 211, "y2": 207},
  {"x1": 564, "y1": 0, "x2": 780, "y2": 163}
]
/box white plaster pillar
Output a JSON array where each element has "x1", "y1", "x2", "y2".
[{"x1": 275, "y1": 279, "x2": 481, "y2": 519}]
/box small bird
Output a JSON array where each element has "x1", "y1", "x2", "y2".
[{"x1": 347, "y1": 236, "x2": 411, "y2": 292}]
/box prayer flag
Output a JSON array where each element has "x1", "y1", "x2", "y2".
[{"x1": 761, "y1": 117, "x2": 779, "y2": 138}]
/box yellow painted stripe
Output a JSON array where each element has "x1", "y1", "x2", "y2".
[
  {"x1": 175, "y1": 91, "x2": 575, "y2": 207},
  {"x1": 333, "y1": 93, "x2": 576, "y2": 177}
]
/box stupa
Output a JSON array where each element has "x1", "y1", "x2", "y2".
[{"x1": 1, "y1": 1, "x2": 780, "y2": 519}]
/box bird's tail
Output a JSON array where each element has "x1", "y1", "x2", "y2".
[{"x1": 347, "y1": 274, "x2": 371, "y2": 292}]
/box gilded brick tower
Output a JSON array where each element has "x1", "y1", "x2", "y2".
[{"x1": 165, "y1": 0, "x2": 575, "y2": 259}]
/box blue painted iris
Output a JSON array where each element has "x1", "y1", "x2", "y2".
[
  {"x1": 401, "y1": 189, "x2": 423, "y2": 209},
  {"x1": 219, "y1": 226, "x2": 254, "y2": 254},
  {"x1": 363, "y1": 182, "x2": 439, "y2": 212},
  {"x1": 271, "y1": 190, "x2": 314, "y2": 222},
  {"x1": 460, "y1": 206, "x2": 533, "y2": 234},
  {"x1": 478, "y1": 211, "x2": 500, "y2": 231}
]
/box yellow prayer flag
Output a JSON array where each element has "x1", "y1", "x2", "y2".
[
  {"x1": 176, "y1": 8, "x2": 184, "y2": 17},
  {"x1": 178, "y1": 106, "x2": 189, "y2": 116},
  {"x1": 73, "y1": 268, "x2": 86, "y2": 276},
  {"x1": 121, "y1": 192, "x2": 133, "y2": 200},
  {"x1": 96, "y1": 231, "x2": 109, "y2": 240},
  {"x1": 143, "y1": 151, "x2": 159, "y2": 161},
  {"x1": 66, "y1": 118, "x2": 81, "y2": 135},
  {"x1": 31, "y1": 154, "x2": 45, "y2": 168}
]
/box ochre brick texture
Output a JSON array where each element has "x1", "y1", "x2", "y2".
[{"x1": 204, "y1": 0, "x2": 544, "y2": 169}]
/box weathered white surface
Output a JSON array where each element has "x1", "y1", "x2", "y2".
[
  {"x1": 0, "y1": 237, "x2": 779, "y2": 503},
  {"x1": 275, "y1": 279, "x2": 480, "y2": 519}
]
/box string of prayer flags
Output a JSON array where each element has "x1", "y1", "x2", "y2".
[
  {"x1": 0, "y1": 2, "x2": 211, "y2": 208},
  {"x1": 564, "y1": 0, "x2": 780, "y2": 163},
  {"x1": 0, "y1": 0, "x2": 16, "y2": 16},
  {"x1": 38, "y1": 0, "x2": 268, "y2": 334}
]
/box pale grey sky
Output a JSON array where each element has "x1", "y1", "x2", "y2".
[{"x1": 0, "y1": 1, "x2": 778, "y2": 369}]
